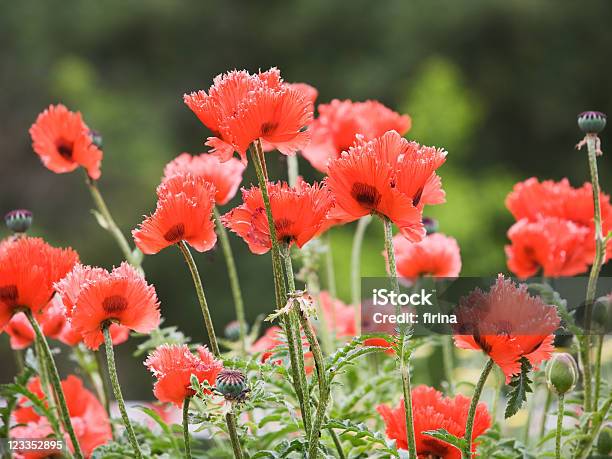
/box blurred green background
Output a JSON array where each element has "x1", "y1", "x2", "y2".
[{"x1": 1, "y1": 0, "x2": 611, "y2": 397}]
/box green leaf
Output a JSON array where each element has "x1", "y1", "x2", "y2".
[
  {"x1": 504, "y1": 357, "x2": 533, "y2": 418},
  {"x1": 422, "y1": 428, "x2": 467, "y2": 452},
  {"x1": 91, "y1": 209, "x2": 110, "y2": 230}
]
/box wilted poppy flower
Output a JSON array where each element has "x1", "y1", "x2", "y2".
[
  {"x1": 505, "y1": 217, "x2": 590, "y2": 278},
  {"x1": 454, "y1": 275, "x2": 560, "y2": 382},
  {"x1": 144, "y1": 344, "x2": 223, "y2": 407},
  {"x1": 13, "y1": 375, "x2": 112, "y2": 457},
  {"x1": 327, "y1": 131, "x2": 446, "y2": 241},
  {"x1": 0, "y1": 237, "x2": 78, "y2": 329},
  {"x1": 377, "y1": 385, "x2": 491, "y2": 458},
  {"x1": 390, "y1": 232, "x2": 461, "y2": 280},
  {"x1": 29, "y1": 104, "x2": 103, "y2": 180},
  {"x1": 222, "y1": 179, "x2": 333, "y2": 254},
  {"x1": 132, "y1": 174, "x2": 217, "y2": 254},
  {"x1": 162, "y1": 153, "x2": 246, "y2": 205},
  {"x1": 319, "y1": 291, "x2": 357, "y2": 338},
  {"x1": 302, "y1": 99, "x2": 411, "y2": 172},
  {"x1": 70, "y1": 262, "x2": 160, "y2": 349},
  {"x1": 184, "y1": 68, "x2": 312, "y2": 163},
  {"x1": 506, "y1": 177, "x2": 612, "y2": 263}
]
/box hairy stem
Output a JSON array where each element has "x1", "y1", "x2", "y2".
[
  {"x1": 26, "y1": 310, "x2": 83, "y2": 459},
  {"x1": 594, "y1": 335, "x2": 604, "y2": 409},
  {"x1": 102, "y1": 325, "x2": 142, "y2": 458},
  {"x1": 383, "y1": 218, "x2": 417, "y2": 458},
  {"x1": 183, "y1": 397, "x2": 192, "y2": 459},
  {"x1": 442, "y1": 335, "x2": 455, "y2": 394},
  {"x1": 85, "y1": 176, "x2": 140, "y2": 267},
  {"x1": 574, "y1": 390, "x2": 611, "y2": 459},
  {"x1": 555, "y1": 394, "x2": 564, "y2": 459},
  {"x1": 177, "y1": 241, "x2": 220, "y2": 356},
  {"x1": 581, "y1": 134, "x2": 605, "y2": 412},
  {"x1": 539, "y1": 389, "x2": 552, "y2": 438},
  {"x1": 214, "y1": 206, "x2": 247, "y2": 355},
  {"x1": 463, "y1": 358, "x2": 494, "y2": 459},
  {"x1": 282, "y1": 245, "x2": 313, "y2": 436},
  {"x1": 324, "y1": 232, "x2": 337, "y2": 298},
  {"x1": 33, "y1": 335, "x2": 62, "y2": 440},
  {"x1": 225, "y1": 413, "x2": 243, "y2": 459},
  {"x1": 250, "y1": 141, "x2": 310, "y2": 434},
  {"x1": 351, "y1": 215, "x2": 371, "y2": 330}
]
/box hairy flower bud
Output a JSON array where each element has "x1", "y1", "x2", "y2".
[
  {"x1": 4, "y1": 209, "x2": 33, "y2": 234},
  {"x1": 597, "y1": 425, "x2": 612, "y2": 456},
  {"x1": 215, "y1": 369, "x2": 247, "y2": 400},
  {"x1": 224, "y1": 320, "x2": 243, "y2": 341},
  {"x1": 545, "y1": 352, "x2": 579, "y2": 395},
  {"x1": 577, "y1": 111, "x2": 606, "y2": 134}
]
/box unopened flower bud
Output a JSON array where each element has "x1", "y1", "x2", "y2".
[
  {"x1": 4, "y1": 209, "x2": 33, "y2": 234},
  {"x1": 545, "y1": 352, "x2": 579, "y2": 395},
  {"x1": 89, "y1": 130, "x2": 103, "y2": 149},
  {"x1": 224, "y1": 320, "x2": 243, "y2": 341},
  {"x1": 422, "y1": 217, "x2": 438, "y2": 235},
  {"x1": 215, "y1": 369, "x2": 247, "y2": 400},
  {"x1": 577, "y1": 111, "x2": 606, "y2": 134},
  {"x1": 596, "y1": 425, "x2": 612, "y2": 456},
  {"x1": 592, "y1": 295, "x2": 611, "y2": 334}
]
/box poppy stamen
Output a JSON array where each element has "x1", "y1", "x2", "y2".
[
  {"x1": 102, "y1": 295, "x2": 128, "y2": 314},
  {"x1": 351, "y1": 182, "x2": 382, "y2": 209},
  {"x1": 163, "y1": 223, "x2": 186, "y2": 242}
]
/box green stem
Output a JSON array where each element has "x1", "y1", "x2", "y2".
[
  {"x1": 183, "y1": 397, "x2": 192, "y2": 459},
  {"x1": 33, "y1": 337, "x2": 62, "y2": 439},
  {"x1": 383, "y1": 218, "x2": 417, "y2": 458},
  {"x1": 490, "y1": 366, "x2": 502, "y2": 424},
  {"x1": 324, "y1": 232, "x2": 337, "y2": 298},
  {"x1": 102, "y1": 324, "x2": 142, "y2": 458},
  {"x1": 285, "y1": 247, "x2": 329, "y2": 458},
  {"x1": 177, "y1": 240, "x2": 220, "y2": 356},
  {"x1": 329, "y1": 428, "x2": 346, "y2": 459},
  {"x1": 462, "y1": 358, "x2": 494, "y2": 459},
  {"x1": 574, "y1": 390, "x2": 611, "y2": 459},
  {"x1": 95, "y1": 350, "x2": 114, "y2": 436},
  {"x1": 287, "y1": 154, "x2": 299, "y2": 187},
  {"x1": 26, "y1": 310, "x2": 83, "y2": 459},
  {"x1": 282, "y1": 245, "x2": 313, "y2": 436},
  {"x1": 213, "y1": 206, "x2": 247, "y2": 355},
  {"x1": 85, "y1": 176, "x2": 140, "y2": 267},
  {"x1": 555, "y1": 394, "x2": 564, "y2": 459},
  {"x1": 540, "y1": 389, "x2": 552, "y2": 438},
  {"x1": 581, "y1": 134, "x2": 605, "y2": 413},
  {"x1": 225, "y1": 413, "x2": 243, "y2": 459},
  {"x1": 302, "y1": 245, "x2": 332, "y2": 355},
  {"x1": 594, "y1": 335, "x2": 604, "y2": 409},
  {"x1": 250, "y1": 141, "x2": 310, "y2": 434},
  {"x1": 442, "y1": 335, "x2": 455, "y2": 394},
  {"x1": 351, "y1": 215, "x2": 371, "y2": 330},
  {"x1": 13, "y1": 349, "x2": 24, "y2": 373}
]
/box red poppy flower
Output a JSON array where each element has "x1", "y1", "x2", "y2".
[
  {"x1": 163, "y1": 153, "x2": 246, "y2": 205},
  {"x1": 144, "y1": 344, "x2": 223, "y2": 407},
  {"x1": 302, "y1": 99, "x2": 411, "y2": 172},
  {"x1": 132, "y1": 174, "x2": 217, "y2": 254},
  {"x1": 29, "y1": 104, "x2": 103, "y2": 180},
  {"x1": 70, "y1": 262, "x2": 160, "y2": 350},
  {"x1": 454, "y1": 275, "x2": 560, "y2": 382},
  {"x1": 319, "y1": 291, "x2": 357, "y2": 338},
  {"x1": 505, "y1": 217, "x2": 590, "y2": 278},
  {"x1": 250, "y1": 326, "x2": 314, "y2": 373},
  {"x1": 13, "y1": 375, "x2": 112, "y2": 457},
  {"x1": 377, "y1": 385, "x2": 491, "y2": 458},
  {"x1": 222, "y1": 179, "x2": 333, "y2": 254},
  {"x1": 327, "y1": 131, "x2": 446, "y2": 241},
  {"x1": 390, "y1": 232, "x2": 462, "y2": 279},
  {"x1": 506, "y1": 177, "x2": 612, "y2": 263},
  {"x1": 0, "y1": 237, "x2": 78, "y2": 329},
  {"x1": 10, "y1": 419, "x2": 59, "y2": 459},
  {"x1": 184, "y1": 68, "x2": 312, "y2": 163}
]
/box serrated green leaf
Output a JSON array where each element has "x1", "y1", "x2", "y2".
[
  {"x1": 504, "y1": 357, "x2": 533, "y2": 418},
  {"x1": 422, "y1": 428, "x2": 467, "y2": 452}
]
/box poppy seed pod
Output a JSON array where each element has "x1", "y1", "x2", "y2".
[
  {"x1": 597, "y1": 425, "x2": 612, "y2": 456},
  {"x1": 215, "y1": 368, "x2": 247, "y2": 400},
  {"x1": 4, "y1": 209, "x2": 33, "y2": 233},
  {"x1": 577, "y1": 111, "x2": 606, "y2": 134},
  {"x1": 545, "y1": 352, "x2": 579, "y2": 395}
]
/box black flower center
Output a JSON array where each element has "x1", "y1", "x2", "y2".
[
  {"x1": 260, "y1": 122, "x2": 278, "y2": 136},
  {"x1": 102, "y1": 295, "x2": 128, "y2": 314},
  {"x1": 0, "y1": 285, "x2": 18, "y2": 304},
  {"x1": 164, "y1": 223, "x2": 186, "y2": 242},
  {"x1": 56, "y1": 138, "x2": 74, "y2": 160},
  {"x1": 351, "y1": 182, "x2": 381, "y2": 209}
]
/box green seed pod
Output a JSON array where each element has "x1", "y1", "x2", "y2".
[
  {"x1": 4, "y1": 209, "x2": 33, "y2": 234},
  {"x1": 577, "y1": 111, "x2": 606, "y2": 134},
  {"x1": 545, "y1": 352, "x2": 579, "y2": 395},
  {"x1": 596, "y1": 425, "x2": 612, "y2": 456},
  {"x1": 592, "y1": 295, "x2": 611, "y2": 334},
  {"x1": 215, "y1": 369, "x2": 247, "y2": 400}
]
